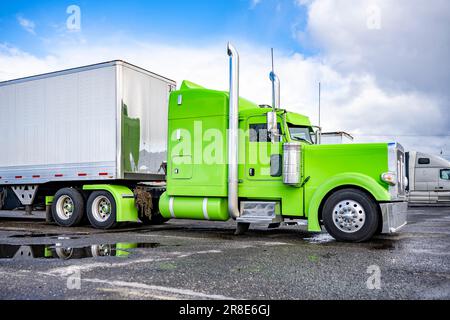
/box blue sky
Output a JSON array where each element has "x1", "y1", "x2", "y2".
[{"x1": 0, "y1": 0, "x2": 312, "y2": 57}]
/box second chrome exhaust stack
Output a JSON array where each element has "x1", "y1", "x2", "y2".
[
  {"x1": 268, "y1": 48, "x2": 280, "y2": 141},
  {"x1": 227, "y1": 42, "x2": 240, "y2": 219}
]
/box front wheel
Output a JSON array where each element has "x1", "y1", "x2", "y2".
[
  {"x1": 86, "y1": 191, "x2": 117, "y2": 229},
  {"x1": 322, "y1": 188, "x2": 379, "y2": 242}
]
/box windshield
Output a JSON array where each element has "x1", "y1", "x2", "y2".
[{"x1": 288, "y1": 125, "x2": 313, "y2": 144}]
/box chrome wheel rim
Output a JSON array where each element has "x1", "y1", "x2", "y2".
[
  {"x1": 332, "y1": 200, "x2": 366, "y2": 233},
  {"x1": 55, "y1": 196, "x2": 74, "y2": 220},
  {"x1": 91, "y1": 244, "x2": 112, "y2": 257},
  {"x1": 55, "y1": 247, "x2": 74, "y2": 260},
  {"x1": 91, "y1": 196, "x2": 112, "y2": 223}
]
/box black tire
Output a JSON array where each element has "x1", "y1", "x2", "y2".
[
  {"x1": 51, "y1": 188, "x2": 85, "y2": 227},
  {"x1": 80, "y1": 191, "x2": 91, "y2": 225},
  {"x1": 86, "y1": 191, "x2": 117, "y2": 229},
  {"x1": 235, "y1": 222, "x2": 250, "y2": 236},
  {"x1": 322, "y1": 188, "x2": 379, "y2": 242}
]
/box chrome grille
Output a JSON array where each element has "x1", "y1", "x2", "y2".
[
  {"x1": 397, "y1": 148, "x2": 406, "y2": 197},
  {"x1": 388, "y1": 143, "x2": 407, "y2": 200}
]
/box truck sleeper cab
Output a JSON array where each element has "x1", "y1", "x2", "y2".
[
  {"x1": 159, "y1": 82, "x2": 408, "y2": 242},
  {"x1": 159, "y1": 44, "x2": 408, "y2": 242}
]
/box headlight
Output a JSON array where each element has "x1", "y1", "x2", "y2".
[{"x1": 381, "y1": 172, "x2": 397, "y2": 186}]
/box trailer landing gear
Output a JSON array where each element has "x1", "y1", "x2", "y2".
[
  {"x1": 24, "y1": 205, "x2": 33, "y2": 216},
  {"x1": 235, "y1": 222, "x2": 250, "y2": 235},
  {"x1": 11, "y1": 185, "x2": 38, "y2": 215}
]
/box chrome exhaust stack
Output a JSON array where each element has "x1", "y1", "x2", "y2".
[
  {"x1": 227, "y1": 42, "x2": 240, "y2": 219},
  {"x1": 270, "y1": 71, "x2": 280, "y2": 111},
  {"x1": 267, "y1": 50, "x2": 280, "y2": 141}
]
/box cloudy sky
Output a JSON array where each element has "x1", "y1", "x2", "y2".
[{"x1": 0, "y1": 0, "x2": 449, "y2": 160}]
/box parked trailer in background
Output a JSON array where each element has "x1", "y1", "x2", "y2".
[
  {"x1": 320, "y1": 132, "x2": 354, "y2": 145},
  {"x1": 0, "y1": 60, "x2": 175, "y2": 228},
  {"x1": 406, "y1": 151, "x2": 450, "y2": 205},
  {"x1": 0, "y1": 45, "x2": 408, "y2": 242}
]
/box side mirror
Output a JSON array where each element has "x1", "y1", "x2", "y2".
[
  {"x1": 315, "y1": 130, "x2": 321, "y2": 145},
  {"x1": 312, "y1": 126, "x2": 322, "y2": 145},
  {"x1": 267, "y1": 111, "x2": 278, "y2": 141}
]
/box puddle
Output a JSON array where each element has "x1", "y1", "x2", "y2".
[
  {"x1": 9, "y1": 234, "x2": 61, "y2": 239},
  {"x1": 0, "y1": 242, "x2": 160, "y2": 260},
  {"x1": 303, "y1": 234, "x2": 402, "y2": 251},
  {"x1": 9, "y1": 233, "x2": 85, "y2": 240},
  {"x1": 368, "y1": 239, "x2": 401, "y2": 251}
]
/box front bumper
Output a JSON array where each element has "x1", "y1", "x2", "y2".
[{"x1": 380, "y1": 201, "x2": 408, "y2": 233}]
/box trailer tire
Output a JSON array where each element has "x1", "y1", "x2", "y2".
[
  {"x1": 52, "y1": 188, "x2": 85, "y2": 227},
  {"x1": 322, "y1": 188, "x2": 379, "y2": 242},
  {"x1": 80, "y1": 191, "x2": 91, "y2": 225},
  {"x1": 86, "y1": 191, "x2": 117, "y2": 229},
  {"x1": 90, "y1": 244, "x2": 114, "y2": 257}
]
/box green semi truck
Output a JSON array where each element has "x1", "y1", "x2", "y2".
[{"x1": 0, "y1": 44, "x2": 408, "y2": 242}]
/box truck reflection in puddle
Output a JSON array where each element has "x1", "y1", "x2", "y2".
[{"x1": 0, "y1": 242, "x2": 160, "y2": 260}]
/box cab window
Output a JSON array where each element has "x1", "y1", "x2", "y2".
[
  {"x1": 249, "y1": 124, "x2": 281, "y2": 143},
  {"x1": 288, "y1": 125, "x2": 313, "y2": 144}
]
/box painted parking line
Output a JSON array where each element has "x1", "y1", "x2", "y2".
[
  {"x1": 44, "y1": 249, "x2": 223, "y2": 277},
  {"x1": 83, "y1": 277, "x2": 235, "y2": 300}
]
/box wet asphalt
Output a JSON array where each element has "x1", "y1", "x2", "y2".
[{"x1": 0, "y1": 207, "x2": 448, "y2": 300}]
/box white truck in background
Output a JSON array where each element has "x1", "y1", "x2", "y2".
[{"x1": 406, "y1": 151, "x2": 450, "y2": 205}]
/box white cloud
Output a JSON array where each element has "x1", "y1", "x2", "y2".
[
  {"x1": 293, "y1": 0, "x2": 450, "y2": 159},
  {"x1": 17, "y1": 15, "x2": 36, "y2": 35},
  {"x1": 297, "y1": 0, "x2": 450, "y2": 96},
  {"x1": 0, "y1": 32, "x2": 448, "y2": 159}
]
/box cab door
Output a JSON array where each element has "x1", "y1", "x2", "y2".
[
  {"x1": 240, "y1": 114, "x2": 304, "y2": 218},
  {"x1": 438, "y1": 169, "x2": 450, "y2": 203},
  {"x1": 414, "y1": 167, "x2": 434, "y2": 203},
  {"x1": 245, "y1": 115, "x2": 283, "y2": 181}
]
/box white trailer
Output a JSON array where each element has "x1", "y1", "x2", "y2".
[
  {"x1": 0, "y1": 61, "x2": 175, "y2": 227},
  {"x1": 406, "y1": 151, "x2": 450, "y2": 205}
]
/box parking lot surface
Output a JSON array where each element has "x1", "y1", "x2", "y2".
[{"x1": 0, "y1": 207, "x2": 449, "y2": 300}]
